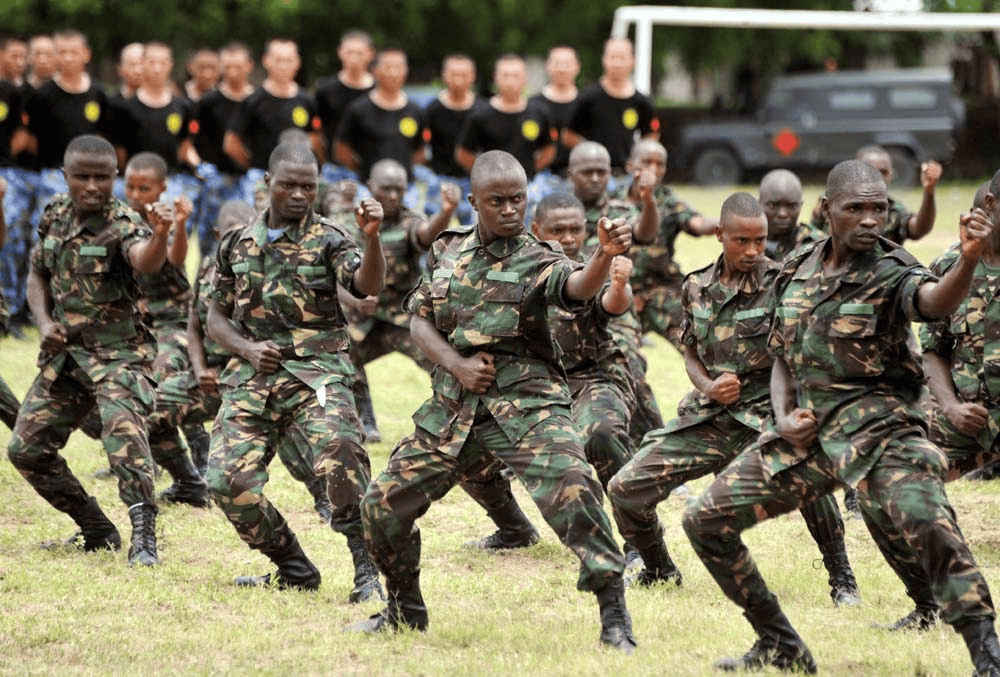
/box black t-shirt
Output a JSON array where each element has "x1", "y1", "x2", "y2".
[
  {"x1": 13, "y1": 82, "x2": 35, "y2": 169},
  {"x1": 191, "y1": 88, "x2": 244, "y2": 174},
  {"x1": 227, "y1": 88, "x2": 319, "y2": 170},
  {"x1": 314, "y1": 75, "x2": 372, "y2": 159},
  {"x1": 423, "y1": 96, "x2": 486, "y2": 178},
  {"x1": 0, "y1": 81, "x2": 21, "y2": 167},
  {"x1": 567, "y1": 83, "x2": 658, "y2": 172},
  {"x1": 121, "y1": 95, "x2": 192, "y2": 171},
  {"x1": 335, "y1": 95, "x2": 424, "y2": 181},
  {"x1": 105, "y1": 91, "x2": 134, "y2": 151},
  {"x1": 528, "y1": 92, "x2": 577, "y2": 176},
  {"x1": 456, "y1": 100, "x2": 552, "y2": 179},
  {"x1": 24, "y1": 80, "x2": 113, "y2": 169}
]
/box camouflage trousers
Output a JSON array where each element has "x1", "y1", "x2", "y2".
[
  {"x1": 7, "y1": 354, "x2": 157, "y2": 509},
  {"x1": 860, "y1": 406, "x2": 1000, "y2": 616},
  {"x1": 682, "y1": 432, "x2": 995, "y2": 626},
  {"x1": 609, "y1": 413, "x2": 845, "y2": 557},
  {"x1": 635, "y1": 283, "x2": 685, "y2": 351},
  {"x1": 147, "y1": 369, "x2": 223, "y2": 466},
  {"x1": 0, "y1": 373, "x2": 20, "y2": 430},
  {"x1": 207, "y1": 373, "x2": 369, "y2": 551},
  {"x1": 361, "y1": 406, "x2": 625, "y2": 592},
  {"x1": 350, "y1": 320, "x2": 434, "y2": 391},
  {"x1": 148, "y1": 316, "x2": 189, "y2": 380}
]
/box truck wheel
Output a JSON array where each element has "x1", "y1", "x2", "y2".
[
  {"x1": 692, "y1": 148, "x2": 742, "y2": 186},
  {"x1": 885, "y1": 147, "x2": 919, "y2": 187}
]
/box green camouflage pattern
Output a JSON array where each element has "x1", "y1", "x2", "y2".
[
  {"x1": 139, "y1": 258, "x2": 193, "y2": 378},
  {"x1": 765, "y1": 236, "x2": 931, "y2": 487},
  {"x1": 809, "y1": 195, "x2": 913, "y2": 244},
  {"x1": 364, "y1": 224, "x2": 625, "y2": 592},
  {"x1": 207, "y1": 207, "x2": 369, "y2": 547},
  {"x1": 0, "y1": 294, "x2": 18, "y2": 430},
  {"x1": 193, "y1": 257, "x2": 230, "y2": 367},
  {"x1": 765, "y1": 222, "x2": 824, "y2": 262},
  {"x1": 8, "y1": 195, "x2": 159, "y2": 508}
]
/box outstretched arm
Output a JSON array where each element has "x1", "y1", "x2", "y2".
[
  {"x1": 906, "y1": 161, "x2": 942, "y2": 241},
  {"x1": 350, "y1": 198, "x2": 386, "y2": 298},
  {"x1": 564, "y1": 217, "x2": 632, "y2": 302},
  {"x1": 917, "y1": 209, "x2": 991, "y2": 320}
]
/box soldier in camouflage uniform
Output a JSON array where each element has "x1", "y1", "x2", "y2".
[
  {"x1": 608, "y1": 193, "x2": 859, "y2": 606},
  {"x1": 759, "y1": 169, "x2": 823, "y2": 262},
  {"x1": 120, "y1": 152, "x2": 210, "y2": 508},
  {"x1": 0, "y1": 176, "x2": 22, "y2": 430},
  {"x1": 809, "y1": 144, "x2": 941, "y2": 245},
  {"x1": 461, "y1": 191, "x2": 638, "y2": 552},
  {"x1": 206, "y1": 143, "x2": 385, "y2": 602},
  {"x1": 7, "y1": 134, "x2": 172, "y2": 567},
  {"x1": 347, "y1": 151, "x2": 637, "y2": 653},
  {"x1": 861, "y1": 177, "x2": 1000, "y2": 634},
  {"x1": 681, "y1": 160, "x2": 1000, "y2": 675},
  {"x1": 568, "y1": 141, "x2": 664, "y2": 446},
  {"x1": 339, "y1": 158, "x2": 459, "y2": 443}
]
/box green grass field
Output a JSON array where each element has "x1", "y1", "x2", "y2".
[{"x1": 0, "y1": 182, "x2": 997, "y2": 676}]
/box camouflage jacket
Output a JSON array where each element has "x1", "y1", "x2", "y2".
[
  {"x1": 192, "y1": 256, "x2": 229, "y2": 369},
  {"x1": 340, "y1": 206, "x2": 428, "y2": 333},
  {"x1": 920, "y1": 244, "x2": 1000, "y2": 448},
  {"x1": 583, "y1": 191, "x2": 638, "y2": 248},
  {"x1": 809, "y1": 195, "x2": 913, "y2": 245},
  {"x1": 32, "y1": 195, "x2": 154, "y2": 378},
  {"x1": 406, "y1": 225, "x2": 584, "y2": 452},
  {"x1": 611, "y1": 183, "x2": 698, "y2": 294},
  {"x1": 666, "y1": 254, "x2": 780, "y2": 434},
  {"x1": 211, "y1": 208, "x2": 363, "y2": 402},
  {"x1": 763, "y1": 235, "x2": 935, "y2": 485},
  {"x1": 765, "y1": 222, "x2": 824, "y2": 263},
  {"x1": 138, "y1": 258, "x2": 192, "y2": 328}
]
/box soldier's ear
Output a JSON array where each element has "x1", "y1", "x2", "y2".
[{"x1": 467, "y1": 193, "x2": 477, "y2": 211}]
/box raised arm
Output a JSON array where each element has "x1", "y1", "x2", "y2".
[
  {"x1": 564, "y1": 217, "x2": 632, "y2": 302},
  {"x1": 128, "y1": 204, "x2": 172, "y2": 275},
  {"x1": 350, "y1": 198, "x2": 386, "y2": 298},
  {"x1": 916, "y1": 209, "x2": 992, "y2": 320},
  {"x1": 630, "y1": 167, "x2": 660, "y2": 245},
  {"x1": 906, "y1": 161, "x2": 941, "y2": 241},
  {"x1": 416, "y1": 182, "x2": 460, "y2": 248}
]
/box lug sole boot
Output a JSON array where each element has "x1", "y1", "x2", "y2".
[
  {"x1": 127, "y1": 502, "x2": 159, "y2": 567},
  {"x1": 235, "y1": 536, "x2": 321, "y2": 591},
  {"x1": 465, "y1": 497, "x2": 540, "y2": 550},
  {"x1": 596, "y1": 576, "x2": 636, "y2": 654},
  {"x1": 958, "y1": 617, "x2": 1000, "y2": 677},
  {"x1": 347, "y1": 536, "x2": 385, "y2": 604},
  {"x1": 68, "y1": 496, "x2": 121, "y2": 551},
  {"x1": 628, "y1": 539, "x2": 682, "y2": 588},
  {"x1": 157, "y1": 452, "x2": 210, "y2": 509},
  {"x1": 819, "y1": 538, "x2": 861, "y2": 607},
  {"x1": 715, "y1": 597, "x2": 817, "y2": 673},
  {"x1": 344, "y1": 572, "x2": 428, "y2": 633}
]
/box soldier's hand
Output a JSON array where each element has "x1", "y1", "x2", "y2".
[
  {"x1": 707, "y1": 372, "x2": 740, "y2": 406},
  {"x1": 441, "y1": 182, "x2": 461, "y2": 213},
  {"x1": 635, "y1": 166, "x2": 656, "y2": 204},
  {"x1": 452, "y1": 352, "x2": 496, "y2": 394},
  {"x1": 195, "y1": 367, "x2": 219, "y2": 395},
  {"x1": 173, "y1": 195, "x2": 194, "y2": 225},
  {"x1": 358, "y1": 295, "x2": 378, "y2": 316},
  {"x1": 39, "y1": 320, "x2": 67, "y2": 352},
  {"x1": 776, "y1": 407, "x2": 818, "y2": 450},
  {"x1": 609, "y1": 256, "x2": 633, "y2": 289},
  {"x1": 945, "y1": 401, "x2": 989, "y2": 437},
  {"x1": 145, "y1": 203, "x2": 173, "y2": 239},
  {"x1": 244, "y1": 339, "x2": 281, "y2": 375},
  {"x1": 960, "y1": 208, "x2": 992, "y2": 260},
  {"x1": 921, "y1": 160, "x2": 943, "y2": 190},
  {"x1": 355, "y1": 198, "x2": 383, "y2": 238},
  {"x1": 597, "y1": 216, "x2": 631, "y2": 257}
]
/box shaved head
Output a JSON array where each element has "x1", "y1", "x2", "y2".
[
  {"x1": 471, "y1": 150, "x2": 526, "y2": 193},
  {"x1": 826, "y1": 160, "x2": 885, "y2": 202},
  {"x1": 568, "y1": 141, "x2": 611, "y2": 170},
  {"x1": 721, "y1": 192, "x2": 764, "y2": 224},
  {"x1": 267, "y1": 142, "x2": 317, "y2": 173},
  {"x1": 759, "y1": 169, "x2": 801, "y2": 199}
]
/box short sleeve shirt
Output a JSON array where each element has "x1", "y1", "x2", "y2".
[
  {"x1": 456, "y1": 101, "x2": 553, "y2": 179},
  {"x1": 335, "y1": 95, "x2": 423, "y2": 181},
  {"x1": 227, "y1": 88, "x2": 320, "y2": 170},
  {"x1": 566, "y1": 84, "x2": 658, "y2": 171}
]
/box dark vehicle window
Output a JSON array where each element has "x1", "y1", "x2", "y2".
[
  {"x1": 889, "y1": 87, "x2": 938, "y2": 109},
  {"x1": 827, "y1": 89, "x2": 876, "y2": 111}
]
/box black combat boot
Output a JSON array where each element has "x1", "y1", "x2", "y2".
[
  {"x1": 465, "y1": 496, "x2": 540, "y2": 550},
  {"x1": 596, "y1": 576, "x2": 636, "y2": 654},
  {"x1": 346, "y1": 535, "x2": 385, "y2": 604},
  {"x1": 343, "y1": 572, "x2": 429, "y2": 633},
  {"x1": 819, "y1": 537, "x2": 861, "y2": 606},
  {"x1": 874, "y1": 601, "x2": 940, "y2": 631},
  {"x1": 715, "y1": 597, "x2": 817, "y2": 673},
  {"x1": 157, "y1": 452, "x2": 210, "y2": 508},
  {"x1": 127, "y1": 502, "x2": 159, "y2": 567},
  {"x1": 183, "y1": 424, "x2": 211, "y2": 477},
  {"x1": 958, "y1": 617, "x2": 1000, "y2": 677},
  {"x1": 235, "y1": 536, "x2": 321, "y2": 591},
  {"x1": 628, "y1": 538, "x2": 682, "y2": 587},
  {"x1": 353, "y1": 380, "x2": 381, "y2": 443},
  {"x1": 67, "y1": 496, "x2": 121, "y2": 551},
  {"x1": 305, "y1": 476, "x2": 334, "y2": 525}
]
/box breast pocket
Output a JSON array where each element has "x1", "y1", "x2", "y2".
[
  {"x1": 76, "y1": 245, "x2": 124, "y2": 303},
  {"x1": 828, "y1": 303, "x2": 882, "y2": 378},
  {"x1": 481, "y1": 275, "x2": 525, "y2": 338},
  {"x1": 430, "y1": 270, "x2": 456, "y2": 333}
]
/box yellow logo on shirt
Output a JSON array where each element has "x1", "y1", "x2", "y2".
[
  {"x1": 292, "y1": 106, "x2": 308, "y2": 128},
  {"x1": 84, "y1": 101, "x2": 100, "y2": 123},
  {"x1": 0, "y1": 102, "x2": 7, "y2": 122},
  {"x1": 622, "y1": 108, "x2": 639, "y2": 130},
  {"x1": 166, "y1": 113, "x2": 183, "y2": 135},
  {"x1": 399, "y1": 117, "x2": 418, "y2": 138},
  {"x1": 521, "y1": 120, "x2": 540, "y2": 141}
]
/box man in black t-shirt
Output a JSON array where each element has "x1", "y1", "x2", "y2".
[
  {"x1": 315, "y1": 30, "x2": 374, "y2": 185},
  {"x1": 529, "y1": 45, "x2": 580, "y2": 178},
  {"x1": 423, "y1": 53, "x2": 482, "y2": 225},
  {"x1": 0, "y1": 77, "x2": 33, "y2": 332},
  {"x1": 224, "y1": 38, "x2": 321, "y2": 203},
  {"x1": 188, "y1": 42, "x2": 255, "y2": 258},
  {"x1": 565, "y1": 38, "x2": 659, "y2": 175}
]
